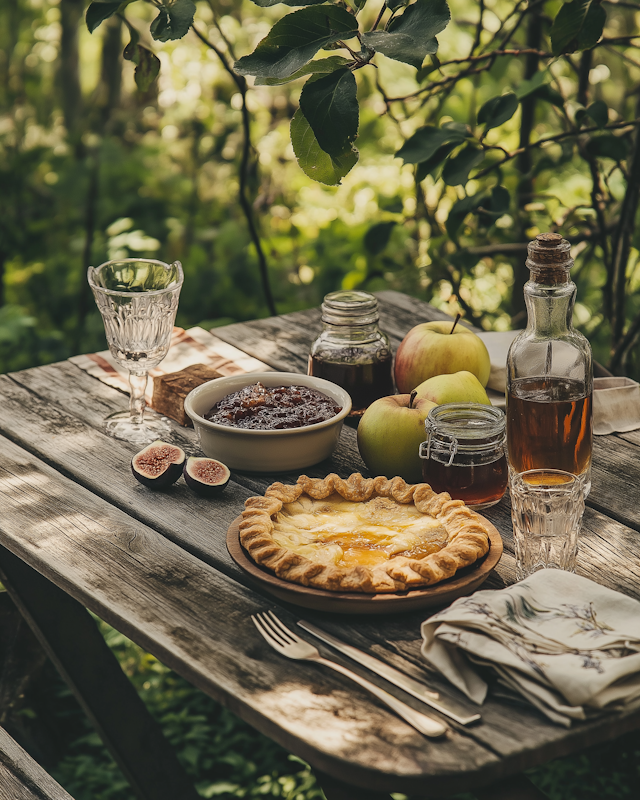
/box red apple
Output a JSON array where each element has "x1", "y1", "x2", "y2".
[
  {"x1": 394, "y1": 317, "x2": 491, "y2": 393},
  {"x1": 357, "y1": 392, "x2": 436, "y2": 483}
]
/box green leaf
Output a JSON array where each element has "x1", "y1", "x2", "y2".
[
  {"x1": 234, "y1": 6, "x2": 358, "y2": 80},
  {"x1": 577, "y1": 100, "x2": 608, "y2": 128},
  {"x1": 249, "y1": 0, "x2": 328, "y2": 6},
  {"x1": 122, "y1": 34, "x2": 161, "y2": 91},
  {"x1": 515, "y1": 70, "x2": 548, "y2": 100},
  {"x1": 415, "y1": 141, "x2": 458, "y2": 181},
  {"x1": 299, "y1": 69, "x2": 358, "y2": 157},
  {"x1": 150, "y1": 0, "x2": 196, "y2": 43},
  {"x1": 123, "y1": 28, "x2": 140, "y2": 60},
  {"x1": 488, "y1": 185, "x2": 510, "y2": 214},
  {"x1": 442, "y1": 144, "x2": 483, "y2": 186},
  {"x1": 86, "y1": 1, "x2": 122, "y2": 34},
  {"x1": 446, "y1": 193, "x2": 485, "y2": 240},
  {"x1": 255, "y1": 56, "x2": 351, "y2": 86},
  {"x1": 386, "y1": 0, "x2": 409, "y2": 10},
  {"x1": 477, "y1": 93, "x2": 518, "y2": 131},
  {"x1": 550, "y1": 0, "x2": 606, "y2": 56},
  {"x1": 364, "y1": 222, "x2": 396, "y2": 255},
  {"x1": 363, "y1": 0, "x2": 450, "y2": 69},
  {"x1": 396, "y1": 124, "x2": 467, "y2": 164},
  {"x1": 531, "y1": 84, "x2": 565, "y2": 109},
  {"x1": 291, "y1": 108, "x2": 358, "y2": 185},
  {"x1": 586, "y1": 134, "x2": 628, "y2": 160},
  {"x1": 134, "y1": 47, "x2": 161, "y2": 91}
]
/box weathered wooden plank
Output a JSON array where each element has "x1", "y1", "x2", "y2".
[
  {"x1": 0, "y1": 362, "x2": 369, "y2": 568},
  {"x1": 7, "y1": 361, "x2": 640, "y2": 775},
  {"x1": 0, "y1": 547, "x2": 201, "y2": 800},
  {"x1": 3, "y1": 438, "x2": 640, "y2": 795},
  {"x1": 0, "y1": 726, "x2": 75, "y2": 800},
  {"x1": 4, "y1": 295, "x2": 640, "y2": 788},
  {"x1": 0, "y1": 435, "x2": 503, "y2": 796},
  {"x1": 210, "y1": 291, "x2": 457, "y2": 371}
]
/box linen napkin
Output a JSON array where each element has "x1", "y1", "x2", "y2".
[
  {"x1": 421, "y1": 570, "x2": 640, "y2": 726},
  {"x1": 476, "y1": 330, "x2": 522, "y2": 394},
  {"x1": 70, "y1": 326, "x2": 269, "y2": 405},
  {"x1": 593, "y1": 377, "x2": 640, "y2": 435}
]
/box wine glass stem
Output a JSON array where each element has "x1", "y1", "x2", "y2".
[{"x1": 129, "y1": 372, "x2": 148, "y2": 425}]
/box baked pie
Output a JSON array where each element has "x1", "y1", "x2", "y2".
[{"x1": 239, "y1": 473, "x2": 491, "y2": 593}]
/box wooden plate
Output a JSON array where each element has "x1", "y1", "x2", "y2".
[{"x1": 226, "y1": 514, "x2": 503, "y2": 615}]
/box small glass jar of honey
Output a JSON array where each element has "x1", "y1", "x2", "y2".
[{"x1": 419, "y1": 403, "x2": 507, "y2": 510}]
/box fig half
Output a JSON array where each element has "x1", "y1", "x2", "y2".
[
  {"x1": 183, "y1": 457, "x2": 230, "y2": 497},
  {"x1": 131, "y1": 441, "x2": 186, "y2": 489}
]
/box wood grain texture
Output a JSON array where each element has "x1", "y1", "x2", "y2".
[
  {"x1": 210, "y1": 290, "x2": 462, "y2": 373},
  {"x1": 2, "y1": 436, "x2": 640, "y2": 794},
  {"x1": 0, "y1": 435, "x2": 501, "y2": 796},
  {"x1": 2, "y1": 292, "x2": 640, "y2": 793},
  {"x1": 0, "y1": 546, "x2": 201, "y2": 800},
  {"x1": 0, "y1": 726, "x2": 75, "y2": 800}
]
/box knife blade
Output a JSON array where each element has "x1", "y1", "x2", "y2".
[{"x1": 297, "y1": 620, "x2": 481, "y2": 726}]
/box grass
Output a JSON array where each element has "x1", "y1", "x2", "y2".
[{"x1": 14, "y1": 618, "x2": 640, "y2": 800}]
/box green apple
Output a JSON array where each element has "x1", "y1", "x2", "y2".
[
  {"x1": 357, "y1": 392, "x2": 436, "y2": 484},
  {"x1": 414, "y1": 371, "x2": 491, "y2": 406},
  {"x1": 394, "y1": 316, "x2": 491, "y2": 393}
]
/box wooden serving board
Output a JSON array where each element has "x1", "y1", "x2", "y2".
[{"x1": 226, "y1": 515, "x2": 503, "y2": 615}]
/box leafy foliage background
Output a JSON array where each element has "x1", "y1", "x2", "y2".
[{"x1": 3, "y1": 0, "x2": 640, "y2": 797}]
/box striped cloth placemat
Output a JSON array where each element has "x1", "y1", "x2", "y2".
[{"x1": 69, "y1": 326, "x2": 271, "y2": 405}]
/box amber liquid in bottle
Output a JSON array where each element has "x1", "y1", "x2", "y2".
[
  {"x1": 507, "y1": 377, "x2": 593, "y2": 475},
  {"x1": 308, "y1": 353, "x2": 394, "y2": 414},
  {"x1": 422, "y1": 455, "x2": 508, "y2": 508}
]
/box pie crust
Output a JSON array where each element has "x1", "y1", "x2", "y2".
[{"x1": 239, "y1": 473, "x2": 491, "y2": 594}]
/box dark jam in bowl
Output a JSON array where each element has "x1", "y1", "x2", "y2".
[{"x1": 205, "y1": 382, "x2": 342, "y2": 430}]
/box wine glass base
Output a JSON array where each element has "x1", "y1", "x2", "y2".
[{"x1": 105, "y1": 411, "x2": 173, "y2": 446}]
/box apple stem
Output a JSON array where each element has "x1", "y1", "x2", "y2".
[
  {"x1": 450, "y1": 313, "x2": 462, "y2": 334},
  {"x1": 409, "y1": 389, "x2": 417, "y2": 409}
]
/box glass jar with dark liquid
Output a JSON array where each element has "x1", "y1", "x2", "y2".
[
  {"x1": 419, "y1": 403, "x2": 508, "y2": 510},
  {"x1": 506, "y1": 233, "x2": 593, "y2": 494},
  {"x1": 308, "y1": 291, "x2": 394, "y2": 416}
]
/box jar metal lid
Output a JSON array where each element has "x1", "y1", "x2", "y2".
[
  {"x1": 421, "y1": 402, "x2": 506, "y2": 465},
  {"x1": 321, "y1": 290, "x2": 380, "y2": 326}
]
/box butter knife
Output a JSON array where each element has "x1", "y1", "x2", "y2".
[{"x1": 297, "y1": 620, "x2": 481, "y2": 726}]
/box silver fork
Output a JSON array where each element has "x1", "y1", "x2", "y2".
[{"x1": 252, "y1": 611, "x2": 448, "y2": 738}]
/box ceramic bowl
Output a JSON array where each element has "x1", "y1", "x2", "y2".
[{"x1": 183, "y1": 372, "x2": 352, "y2": 473}]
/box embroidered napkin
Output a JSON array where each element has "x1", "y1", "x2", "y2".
[
  {"x1": 421, "y1": 570, "x2": 640, "y2": 726},
  {"x1": 70, "y1": 326, "x2": 269, "y2": 405}
]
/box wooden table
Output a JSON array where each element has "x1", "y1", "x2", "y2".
[{"x1": 0, "y1": 290, "x2": 639, "y2": 800}]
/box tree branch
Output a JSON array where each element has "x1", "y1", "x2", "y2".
[
  {"x1": 610, "y1": 307, "x2": 640, "y2": 372},
  {"x1": 472, "y1": 118, "x2": 640, "y2": 181},
  {"x1": 193, "y1": 25, "x2": 276, "y2": 316},
  {"x1": 610, "y1": 95, "x2": 640, "y2": 358}
]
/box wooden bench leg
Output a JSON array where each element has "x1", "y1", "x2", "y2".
[
  {"x1": 0, "y1": 544, "x2": 201, "y2": 800},
  {"x1": 474, "y1": 773, "x2": 548, "y2": 800},
  {"x1": 314, "y1": 768, "x2": 394, "y2": 800}
]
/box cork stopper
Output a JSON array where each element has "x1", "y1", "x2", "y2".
[{"x1": 525, "y1": 232, "x2": 573, "y2": 285}]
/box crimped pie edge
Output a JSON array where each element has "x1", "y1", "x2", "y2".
[{"x1": 238, "y1": 473, "x2": 491, "y2": 594}]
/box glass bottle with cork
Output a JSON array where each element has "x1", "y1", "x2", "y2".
[
  {"x1": 506, "y1": 232, "x2": 593, "y2": 493},
  {"x1": 308, "y1": 290, "x2": 394, "y2": 416}
]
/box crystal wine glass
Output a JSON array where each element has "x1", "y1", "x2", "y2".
[{"x1": 88, "y1": 257, "x2": 184, "y2": 445}]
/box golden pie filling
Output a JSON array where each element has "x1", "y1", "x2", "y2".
[
  {"x1": 273, "y1": 495, "x2": 448, "y2": 569},
  {"x1": 239, "y1": 473, "x2": 492, "y2": 594}
]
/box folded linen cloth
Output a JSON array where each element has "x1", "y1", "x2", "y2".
[
  {"x1": 70, "y1": 326, "x2": 269, "y2": 406},
  {"x1": 593, "y1": 377, "x2": 640, "y2": 435},
  {"x1": 421, "y1": 570, "x2": 640, "y2": 726},
  {"x1": 476, "y1": 330, "x2": 522, "y2": 394}
]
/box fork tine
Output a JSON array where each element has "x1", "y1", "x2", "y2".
[
  {"x1": 260, "y1": 612, "x2": 296, "y2": 645},
  {"x1": 251, "y1": 614, "x2": 287, "y2": 651},
  {"x1": 266, "y1": 611, "x2": 300, "y2": 644}
]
